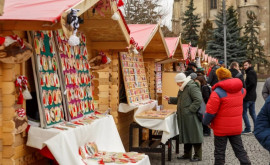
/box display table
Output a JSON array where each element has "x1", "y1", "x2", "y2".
[
  {"x1": 27, "y1": 115, "x2": 125, "y2": 165},
  {"x1": 119, "y1": 100, "x2": 178, "y2": 144},
  {"x1": 135, "y1": 113, "x2": 179, "y2": 144},
  {"x1": 133, "y1": 101, "x2": 179, "y2": 144}
]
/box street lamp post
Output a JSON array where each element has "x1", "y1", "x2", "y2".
[{"x1": 223, "y1": 0, "x2": 227, "y2": 68}]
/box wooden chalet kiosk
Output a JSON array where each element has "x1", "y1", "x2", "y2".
[
  {"x1": 0, "y1": 0, "x2": 152, "y2": 164},
  {"x1": 128, "y1": 24, "x2": 170, "y2": 103}
]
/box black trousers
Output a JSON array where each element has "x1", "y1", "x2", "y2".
[
  {"x1": 184, "y1": 143, "x2": 202, "y2": 159},
  {"x1": 214, "y1": 135, "x2": 251, "y2": 165}
]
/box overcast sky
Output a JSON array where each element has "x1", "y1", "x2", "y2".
[{"x1": 160, "y1": 0, "x2": 174, "y2": 30}]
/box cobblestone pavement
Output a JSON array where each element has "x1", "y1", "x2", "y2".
[{"x1": 148, "y1": 82, "x2": 270, "y2": 165}]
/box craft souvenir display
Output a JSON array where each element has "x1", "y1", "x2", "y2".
[
  {"x1": 56, "y1": 30, "x2": 94, "y2": 120},
  {"x1": 136, "y1": 109, "x2": 177, "y2": 119},
  {"x1": 120, "y1": 52, "x2": 150, "y2": 105},
  {"x1": 78, "y1": 140, "x2": 145, "y2": 164},
  {"x1": 33, "y1": 31, "x2": 65, "y2": 127}
]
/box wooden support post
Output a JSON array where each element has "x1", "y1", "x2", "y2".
[{"x1": 0, "y1": 0, "x2": 4, "y2": 16}]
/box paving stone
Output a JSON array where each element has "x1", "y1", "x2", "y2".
[{"x1": 147, "y1": 82, "x2": 270, "y2": 164}]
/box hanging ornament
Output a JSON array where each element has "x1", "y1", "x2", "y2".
[
  {"x1": 66, "y1": 9, "x2": 84, "y2": 46},
  {"x1": 15, "y1": 76, "x2": 31, "y2": 104},
  {"x1": 117, "y1": 0, "x2": 124, "y2": 7},
  {"x1": 13, "y1": 108, "x2": 28, "y2": 134}
]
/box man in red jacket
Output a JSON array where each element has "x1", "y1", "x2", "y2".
[{"x1": 203, "y1": 67, "x2": 251, "y2": 165}]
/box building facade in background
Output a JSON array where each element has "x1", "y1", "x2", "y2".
[{"x1": 172, "y1": 0, "x2": 270, "y2": 74}]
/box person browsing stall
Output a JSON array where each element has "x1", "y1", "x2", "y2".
[{"x1": 164, "y1": 73, "x2": 203, "y2": 162}]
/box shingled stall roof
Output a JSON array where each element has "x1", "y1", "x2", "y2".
[
  {"x1": 156, "y1": 37, "x2": 185, "y2": 64},
  {"x1": 0, "y1": 0, "x2": 100, "y2": 30},
  {"x1": 182, "y1": 44, "x2": 198, "y2": 60},
  {"x1": 128, "y1": 24, "x2": 169, "y2": 59},
  {"x1": 0, "y1": 0, "x2": 130, "y2": 50}
]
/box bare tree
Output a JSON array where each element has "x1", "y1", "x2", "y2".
[{"x1": 124, "y1": 0, "x2": 169, "y2": 24}]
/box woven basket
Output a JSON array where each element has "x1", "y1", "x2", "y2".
[
  {"x1": 89, "y1": 56, "x2": 110, "y2": 70},
  {"x1": 0, "y1": 41, "x2": 33, "y2": 64}
]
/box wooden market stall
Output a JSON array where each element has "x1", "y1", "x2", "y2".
[
  {"x1": 128, "y1": 24, "x2": 170, "y2": 101},
  {"x1": 0, "y1": 0, "x2": 140, "y2": 164},
  {"x1": 161, "y1": 37, "x2": 186, "y2": 110}
]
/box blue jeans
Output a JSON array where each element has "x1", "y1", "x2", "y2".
[{"x1": 243, "y1": 101, "x2": 257, "y2": 131}]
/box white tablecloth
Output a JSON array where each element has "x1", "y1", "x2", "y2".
[
  {"x1": 135, "y1": 113, "x2": 179, "y2": 144},
  {"x1": 27, "y1": 115, "x2": 125, "y2": 165},
  {"x1": 119, "y1": 100, "x2": 179, "y2": 144},
  {"x1": 85, "y1": 155, "x2": 151, "y2": 165}
]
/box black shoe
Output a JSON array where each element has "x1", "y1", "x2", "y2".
[
  {"x1": 177, "y1": 155, "x2": 190, "y2": 160},
  {"x1": 190, "y1": 157, "x2": 201, "y2": 162}
]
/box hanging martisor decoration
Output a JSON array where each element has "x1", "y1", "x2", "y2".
[
  {"x1": 88, "y1": 51, "x2": 111, "y2": 70},
  {"x1": 15, "y1": 75, "x2": 31, "y2": 104},
  {"x1": 13, "y1": 108, "x2": 28, "y2": 134},
  {"x1": 66, "y1": 9, "x2": 84, "y2": 46},
  {"x1": 56, "y1": 29, "x2": 95, "y2": 120},
  {"x1": 34, "y1": 31, "x2": 65, "y2": 127},
  {"x1": 0, "y1": 35, "x2": 33, "y2": 63}
]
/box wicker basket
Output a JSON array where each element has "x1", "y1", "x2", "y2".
[
  {"x1": 0, "y1": 41, "x2": 33, "y2": 64},
  {"x1": 89, "y1": 55, "x2": 110, "y2": 70}
]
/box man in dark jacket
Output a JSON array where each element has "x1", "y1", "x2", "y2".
[
  {"x1": 229, "y1": 62, "x2": 246, "y2": 88},
  {"x1": 203, "y1": 67, "x2": 251, "y2": 165},
  {"x1": 254, "y1": 97, "x2": 270, "y2": 152},
  {"x1": 242, "y1": 60, "x2": 257, "y2": 134},
  {"x1": 262, "y1": 77, "x2": 270, "y2": 101},
  {"x1": 185, "y1": 62, "x2": 197, "y2": 76},
  {"x1": 207, "y1": 61, "x2": 220, "y2": 87},
  {"x1": 254, "y1": 96, "x2": 270, "y2": 152}
]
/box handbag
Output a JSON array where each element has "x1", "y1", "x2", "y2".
[{"x1": 197, "y1": 100, "x2": 206, "y2": 122}]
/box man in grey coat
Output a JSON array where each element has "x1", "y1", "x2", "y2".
[{"x1": 262, "y1": 77, "x2": 270, "y2": 101}]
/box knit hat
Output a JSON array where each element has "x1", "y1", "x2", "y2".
[
  {"x1": 175, "y1": 73, "x2": 186, "y2": 83},
  {"x1": 219, "y1": 60, "x2": 224, "y2": 65},
  {"x1": 190, "y1": 73, "x2": 197, "y2": 80},
  {"x1": 216, "y1": 67, "x2": 232, "y2": 80}
]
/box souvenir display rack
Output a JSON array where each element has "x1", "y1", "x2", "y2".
[
  {"x1": 135, "y1": 109, "x2": 176, "y2": 119},
  {"x1": 55, "y1": 30, "x2": 94, "y2": 120},
  {"x1": 155, "y1": 63, "x2": 162, "y2": 93},
  {"x1": 31, "y1": 30, "x2": 95, "y2": 127},
  {"x1": 120, "y1": 52, "x2": 150, "y2": 105},
  {"x1": 32, "y1": 31, "x2": 66, "y2": 127}
]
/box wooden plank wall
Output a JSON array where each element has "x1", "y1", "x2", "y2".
[
  {"x1": 0, "y1": 62, "x2": 2, "y2": 163},
  {"x1": 0, "y1": 63, "x2": 46, "y2": 165}
]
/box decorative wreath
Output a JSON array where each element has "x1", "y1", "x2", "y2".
[{"x1": 0, "y1": 35, "x2": 33, "y2": 64}]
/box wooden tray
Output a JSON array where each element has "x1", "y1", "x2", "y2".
[{"x1": 136, "y1": 109, "x2": 176, "y2": 119}]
